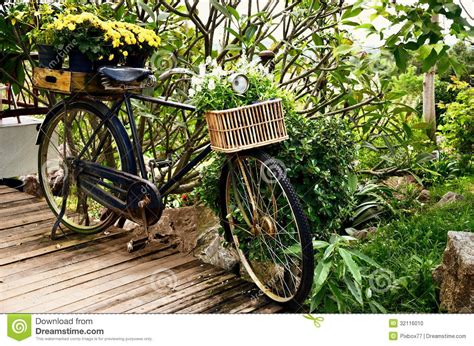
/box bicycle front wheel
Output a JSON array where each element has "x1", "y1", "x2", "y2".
[{"x1": 220, "y1": 149, "x2": 314, "y2": 310}]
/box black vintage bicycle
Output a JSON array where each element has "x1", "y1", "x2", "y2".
[{"x1": 36, "y1": 57, "x2": 314, "y2": 309}]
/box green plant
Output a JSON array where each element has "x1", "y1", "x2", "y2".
[
  {"x1": 195, "y1": 60, "x2": 356, "y2": 237},
  {"x1": 29, "y1": 3, "x2": 61, "y2": 46},
  {"x1": 357, "y1": 188, "x2": 474, "y2": 312},
  {"x1": 345, "y1": 176, "x2": 394, "y2": 229},
  {"x1": 273, "y1": 113, "x2": 355, "y2": 237},
  {"x1": 190, "y1": 58, "x2": 279, "y2": 111},
  {"x1": 438, "y1": 81, "x2": 473, "y2": 172},
  {"x1": 309, "y1": 234, "x2": 386, "y2": 313},
  {"x1": 50, "y1": 12, "x2": 160, "y2": 62}
]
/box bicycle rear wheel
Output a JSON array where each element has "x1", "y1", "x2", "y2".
[
  {"x1": 38, "y1": 100, "x2": 134, "y2": 234},
  {"x1": 220, "y1": 149, "x2": 314, "y2": 310}
]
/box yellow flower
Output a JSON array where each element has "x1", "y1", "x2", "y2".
[
  {"x1": 67, "y1": 23, "x2": 76, "y2": 31},
  {"x1": 108, "y1": 54, "x2": 115, "y2": 61},
  {"x1": 122, "y1": 51, "x2": 128, "y2": 57}
]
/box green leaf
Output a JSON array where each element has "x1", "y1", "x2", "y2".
[
  {"x1": 138, "y1": 0, "x2": 155, "y2": 21},
  {"x1": 346, "y1": 249, "x2": 381, "y2": 268},
  {"x1": 342, "y1": 6, "x2": 363, "y2": 20},
  {"x1": 355, "y1": 23, "x2": 375, "y2": 32},
  {"x1": 227, "y1": 6, "x2": 240, "y2": 21},
  {"x1": 313, "y1": 240, "x2": 330, "y2": 249},
  {"x1": 323, "y1": 243, "x2": 336, "y2": 259},
  {"x1": 348, "y1": 173, "x2": 358, "y2": 193},
  {"x1": 422, "y1": 48, "x2": 437, "y2": 72},
  {"x1": 449, "y1": 56, "x2": 464, "y2": 77},
  {"x1": 369, "y1": 300, "x2": 387, "y2": 313},
  {"x1": 393, "y1": 46, "x2": 409, "y2": 72},
  {"x1": 225, "y1": 44, "x2": 242, "y2": 51},
  {"x1": 328, "y1": 282, "x2": 345, "y2": 312},
  {"x1": 245, "y1": 24, "x2": 258, "y2": 41},
  {"x1": 344, "y1": 274, "x2": 363, "y2": 305},
  {"x1": 404, "y1": 41, "x2": 420, "y2": 50},
  {"x1": 402, "y1": 122, "x2": 413, "y2": 139},
  {"x1": 334, "y1": 44, "x2": 353, "y2": 56},
  {"x1": 339, "y1": 248, "x2": 362, "y2": 284},
  {"x1": 210, "y1": 0, "x2": 230, "y2": 17},
  {"x1": 312, "y1": 260, "x2": 332, "y2": 296},
  {"x1": 282, "y1": 244, "x2": 301, "y2": 256}
]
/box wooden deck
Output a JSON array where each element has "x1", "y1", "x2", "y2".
[{"x1": 0, "y1": 185, "x2": 282, "y2": 313}]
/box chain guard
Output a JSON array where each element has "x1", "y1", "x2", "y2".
[
  {"x1": 75, "y1": 160, "x2": 163, "y2": 226},
  {"x1": 126, "y1": 181, "x2": 163, "y2": 226}
]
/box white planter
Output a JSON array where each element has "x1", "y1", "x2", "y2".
[{"x1": 0, "y1": 116, "x2": 42, "y2": 178}]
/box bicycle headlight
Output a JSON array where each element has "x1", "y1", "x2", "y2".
[{"x1": 229, "y1": 73, "x2": 249, "y2": 94}]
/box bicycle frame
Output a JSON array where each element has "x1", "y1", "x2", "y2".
[{"x1": 75, "y1": 91, "x2": 212, "y2": 198}]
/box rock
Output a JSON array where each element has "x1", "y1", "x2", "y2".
[
  {"x1": 122, "y1": 219, "x2": 140, "y2": 231},
  {"x1": 436, "y1": 192, "x2": 464, "y2": 206},
  {"x1": 194, "y1": 225, "x2": 239, "y2": 271},
  {"x1": 432, "y1": 231, "x2": 474, "y2": 313},
  {"x1": 383, "y1": 175, "x2": 417, "y2": 190},
  {"x1": 20, "y1": 175, "x2": 43, "y2": 198},
  {"x1": 350, "y1": 226, "x2": 377, "y2": 240},
  {"x1": 417, "y1": 189, "x2": 431, "y2": 202},
  {"x1": 383, "y1": 175, "x2": 422, "y2": 200},
  {"x1": 149, "y1": 206, "x2": 200, "y2": 252},
  {"x1": 149, "y1": 206, "x2": 239, "y2": 270}
]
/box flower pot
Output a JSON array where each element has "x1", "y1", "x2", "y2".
[
  {"x1": 38, "y1": 44, "x2": 63, "y2": 70},
  {"x1": 126, "y1": 53, "x2": 147, "y2": 68},
  {"x1": 69, "y1": 49, "x2": 94, "y2": 73}
]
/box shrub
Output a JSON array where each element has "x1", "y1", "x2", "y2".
[
  {"x1": 198, "y1": 111, "x2": 356, "y2": 238},
  {"x1": 438, "y1": 82, "x2": 473, "y2": 172},
  {"x1": 309, "y1": 235, "x2": 386, "y2": 313},
  {"x1": 270, "y1": 113, "x2": 355, "y2": 237},
  {"x1": 195, "y1": 59, "x2": 356, "y2": 238}
]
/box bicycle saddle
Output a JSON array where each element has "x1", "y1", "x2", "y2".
[{"x1": 98, "y1": 66, "x2": 153, "y2": 83}]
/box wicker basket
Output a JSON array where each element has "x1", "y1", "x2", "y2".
[{"x1": 205, "y1": 98, "x2": 288, "y2": 153}]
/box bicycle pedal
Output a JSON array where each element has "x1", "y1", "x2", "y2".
[
  {"x1": 127, "y1": 237, "x2": 149, "y2": 253},
  {"x1": 126, "y1": 233, "x2": 172, "y2": 252}
]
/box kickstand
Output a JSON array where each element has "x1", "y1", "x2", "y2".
[{"x1": 51, "y1": 165, "x2": 70, "y2": 240}]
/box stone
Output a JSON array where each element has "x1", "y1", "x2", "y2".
[
  {"x1": 194, "y1": 225, "x2": 239, "y2": 271},
  {"x1": 20, "y1": 174, "x2": 43, "y2": 198},
  {"x1": 122, "y1": 219, "x2": 140, "y2": 231},
  {"x1": 149, "y1": 206, "x2": 239, "y2": 270},
  {"x1": 417, "y1": 189, "x2": 431, "y2": 202},
  {"x1": 350, "y1": 226, "x2": 377, "y2": 240},
  {"x1": 436, "y1": 192, "x2": 464, "y2": 206},
  {"x1": 149, "y1": 206, "x2": 199, "y2": 252},
  {"x1": 432, "y1": 231, "x2": 474, "y2": 313},
  {"x1": 383, "y1": 175, "x2": 421, "y2": 200}
]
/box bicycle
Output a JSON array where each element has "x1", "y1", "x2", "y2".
[{"x1": 36, "y1": 58, "x2": 314, "y2": 309}]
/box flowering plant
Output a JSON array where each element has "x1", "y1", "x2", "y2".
[
  {"x1": 190, "y1": 58, "x2": 279, "y2": 112},
  {"x1": 47, "y1": 12, "x2": 160, "y2": 63}
]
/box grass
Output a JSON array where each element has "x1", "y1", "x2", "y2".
[{"x1": 355, "y1": 177, "x2": 474, "y2": 312}]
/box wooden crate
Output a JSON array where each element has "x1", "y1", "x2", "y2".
[
  {"x1": 205, "y1": 99, "x2": 288, "y2": 153},
  {"x1": 32, "y1": 67, "x2": 140, "y2": 95}
]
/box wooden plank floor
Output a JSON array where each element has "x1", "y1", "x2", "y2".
[{"x1": 0, "y1": 185, "x2": 282, "y2": 313}]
